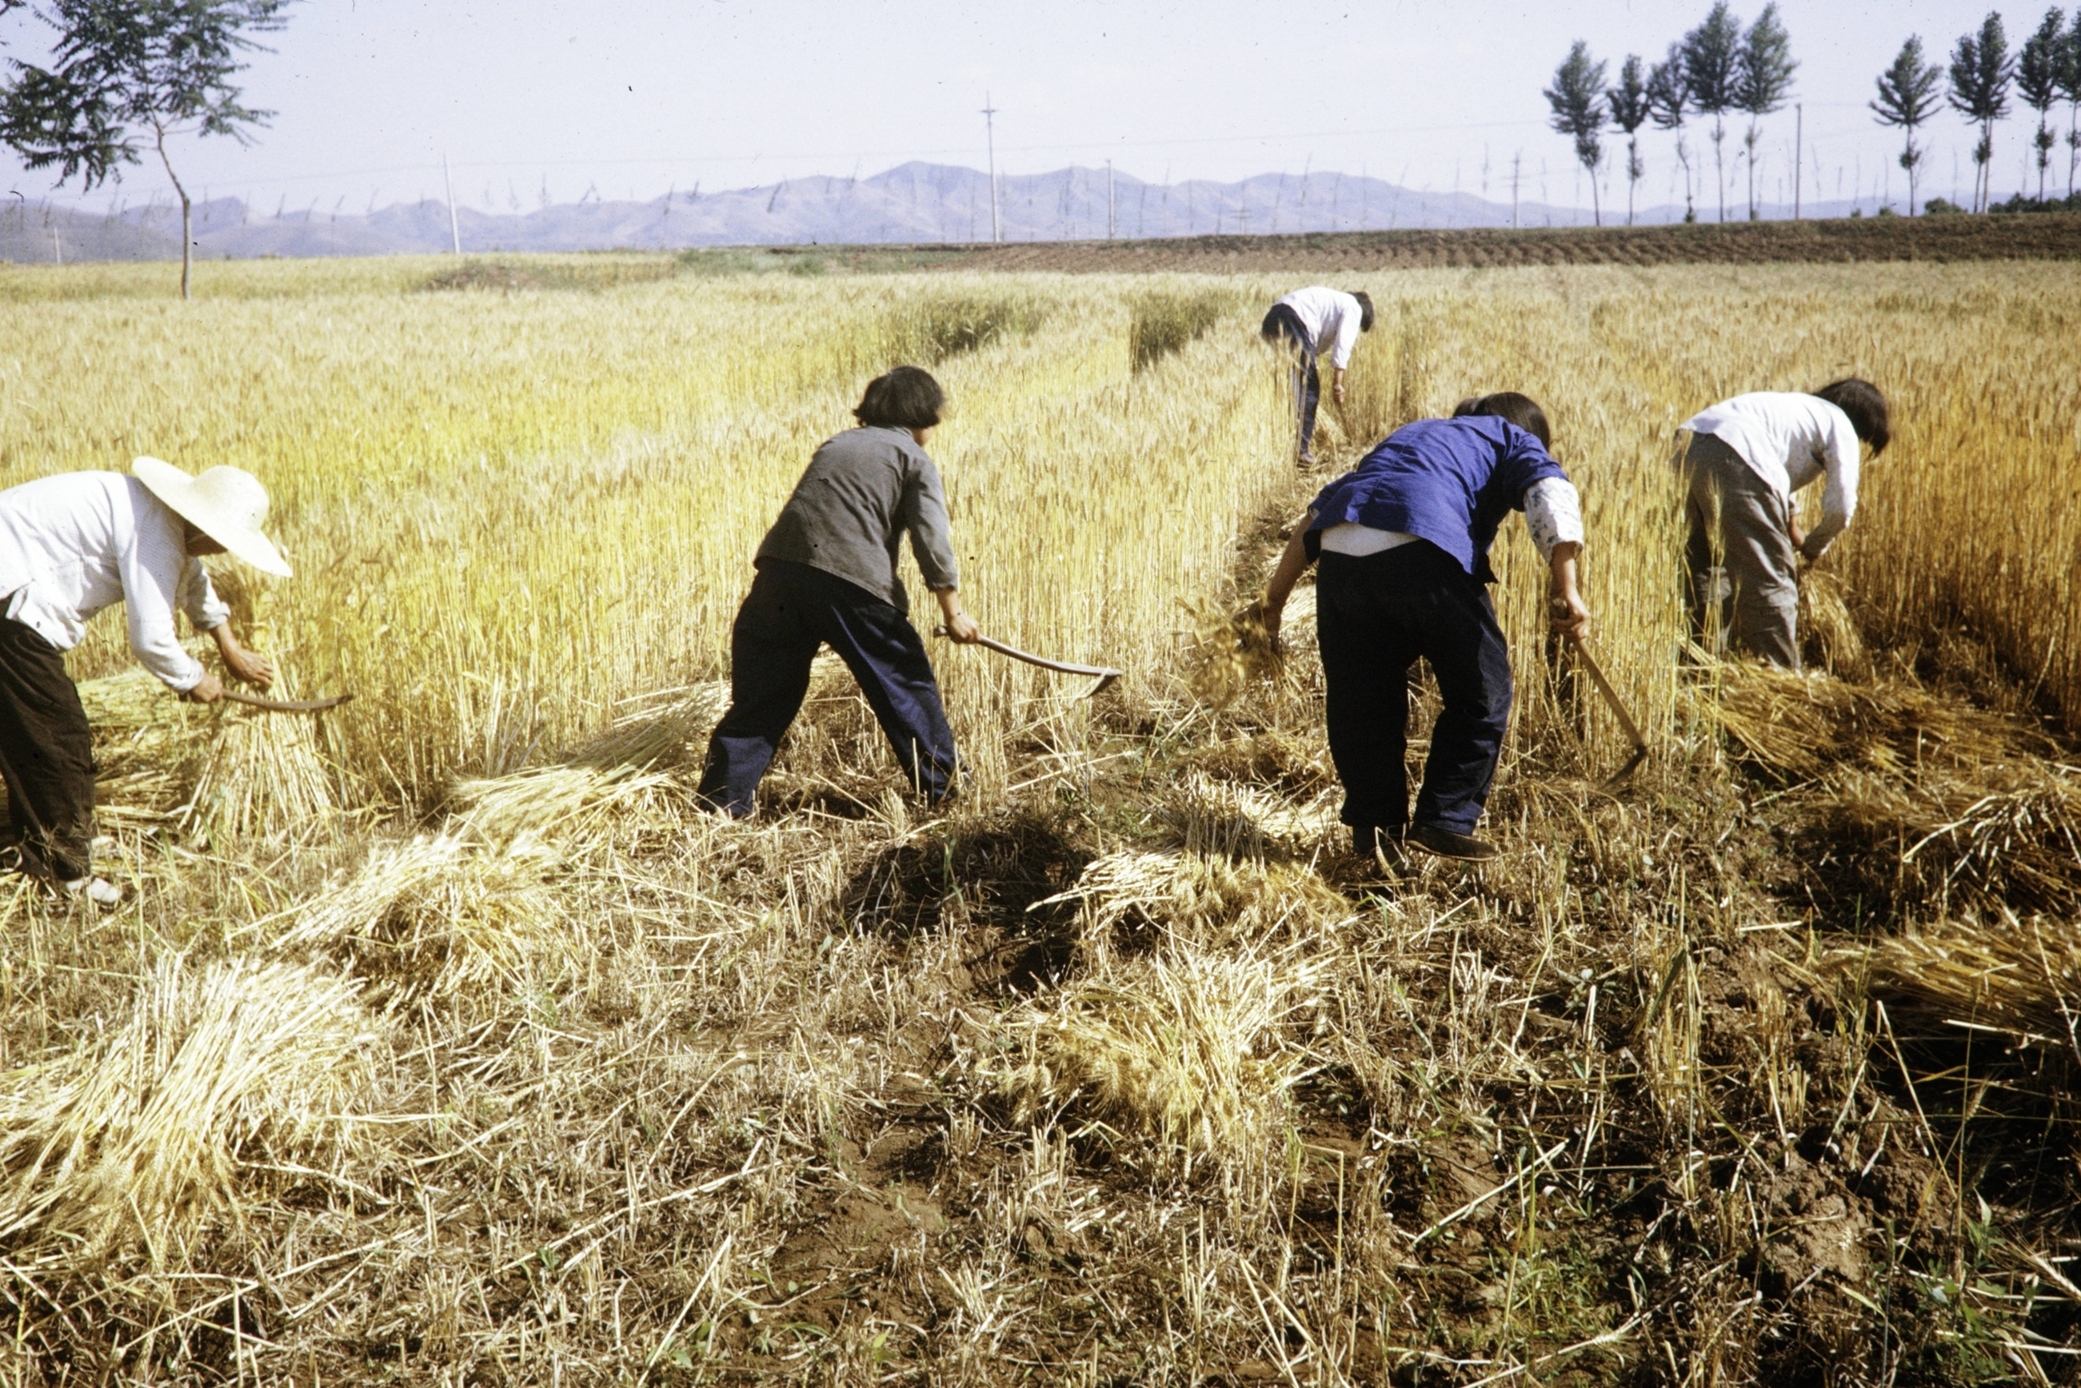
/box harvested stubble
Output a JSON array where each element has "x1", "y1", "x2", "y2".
[{"x1": 8, "y1": 258, "x2": 2081, "y2": 1383}]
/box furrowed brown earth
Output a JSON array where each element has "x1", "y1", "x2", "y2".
[{"x1": 759, "y1": 212, "x2": 2081, "y2": 275}]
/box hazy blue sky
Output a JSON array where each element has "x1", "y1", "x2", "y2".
[{"x1": 1, "y1": 0, "x2": 2062, "y2": 217}]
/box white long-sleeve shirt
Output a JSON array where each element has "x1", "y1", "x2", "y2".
[
  {"x1": 0, "y1": 472, "x2": 230, "y2": 691},
  {"x1": 1274, "y1": 286, "x2": 1366, "y2": 369},
  {"x1": 1320, "y1": 477, "x2": 1583, "y2": 562},
  {"x1": 1682, "y1": 392, "x2": 1861, "y2": 558}
]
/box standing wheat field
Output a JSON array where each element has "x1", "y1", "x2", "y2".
[{"x1": 2, "y1": 254, "x2": 2080, "y2": 1384}]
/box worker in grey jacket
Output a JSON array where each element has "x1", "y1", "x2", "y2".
[{"x1": 697, "y1": 366, "x2": 981, "y2": 817}]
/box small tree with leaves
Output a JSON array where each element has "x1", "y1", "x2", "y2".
[
  {"x1": 1680, "y1": 1, "x2": 1744, "y2": 222},
  {"x1": 1608, "y1": 55, "x2": 1652, "y2": 225},
  {"x1": 0, "y1": 0, "x2": 292, "y2": 299},
  {"x1": 1648, "y1": 44, "x2": 1696, "y2": 219},
  {"x1": 1950, "y1": 11, "x2": 2016, "y2": 212},
  {"x1": 2062, "y1": 9, "x2": 2081, "y2": 196},
  {"x1": 1735, "y1": 3, "x2": 1796, "y2": 218},
  {"x1": 2017, "y1": 8, "x2": 2066, "y2": 201},
  {"x1": 1873, "y1": 36, "x2": 1945, "y2": 214},
  {"x1": 1546, "y1": 40, "x2": 1609, "y2": 226}
]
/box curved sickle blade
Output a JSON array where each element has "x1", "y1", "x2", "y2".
[
  {"x1": 938, "y1": 629, "x2": 1122, "y2": 697},
  {"x1": 220, "y1": 689, "x2": 356, "y2": 713}
]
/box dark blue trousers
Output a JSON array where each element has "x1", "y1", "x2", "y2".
[
  {"x1": 697, "y1": 560, "x2": 959, "y2": 818},
  {"x1": 1260, "y1": 303, "x2": 1320, "y2": 461},
  {"x1": 1315, "y1": 544, "x2": 1514, "y2": 836}
]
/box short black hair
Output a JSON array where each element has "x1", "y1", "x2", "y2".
[
  {"x1": 1452, "y1": 391, "x2": 1552, "y2": 450},
  {"x1": 855, "y1": 366, "x2": 946, "y2": 431},
  {"x1": 1812, "y1": 377, "x2": 1889, "y2": 455},
  {"x1": 1351, "y1": 290, "x2": 1375, "y2": 332}
]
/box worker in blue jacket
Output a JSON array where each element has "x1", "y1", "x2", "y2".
[{"x1": 1258, "y1": 393, "x2": 1589, "y2": 864}]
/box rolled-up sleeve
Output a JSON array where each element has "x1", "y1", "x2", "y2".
[
  {"x1": 1803, "y1": 415, "x2": 1861, "y2": 560},
  {"x1": 903, "y1": 455, "x2": 960, "y2": 591},
  {"x1": 120, "y1": 524, "x2": 207, "y2": 692},
  {"x1": 1522, "y1": 478, "x2": 1584, "y2": 562}
]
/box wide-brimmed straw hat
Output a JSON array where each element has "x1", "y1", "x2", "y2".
[{"x1": 132, "y1": 457, "x2": 293, "y2": 578}]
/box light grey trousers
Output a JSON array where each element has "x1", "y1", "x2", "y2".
[{"x1": 1681, "y1": 432, "x2": 1801, "y2": 670}]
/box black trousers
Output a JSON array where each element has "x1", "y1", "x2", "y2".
[
  {"x1": 1260, "y1": 302, "x2": 1321, "y2": 460},
  {"x1": 697, "y1": 560, "x2": 959, "y2": 818},
  {"x1": 1315, "y1": 544, "x2": 1514, "y2": 836},
  {"x1": 0, "y1": 616, "x2": 96, "y2": 881}
]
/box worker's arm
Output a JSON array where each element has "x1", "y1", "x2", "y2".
[
  {"x1": 210, "y1": 622, "x2": 275, "y2": 690},
  {"x1": 1331, "y1": 366, "x2": 1347, "y2": 405},
  {"x1": 1259, "y1": 515, "x2": 1318, "y2": 651},
  {"x1": 1548, "y1": 542, "x2": 1589, "y2": 641},
  {"x1": 935, "y1": 587, "x2": 980, "y2": 644},
  {"x1": 1523, "y1": 478, "x2": 1589, "y2": 640}
]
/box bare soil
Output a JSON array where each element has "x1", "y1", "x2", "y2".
[{"x1": 787, "y1": 213, "x2": 2081, "y2": 275}]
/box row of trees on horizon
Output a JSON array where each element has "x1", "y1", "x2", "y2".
[{"x1": 1547, "y1": 3, "x2": 2081, "y2": 223}]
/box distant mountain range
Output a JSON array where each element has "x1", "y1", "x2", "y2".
[{"x1": 2, "y1": 161, "x2": 1886, "y2": 263}]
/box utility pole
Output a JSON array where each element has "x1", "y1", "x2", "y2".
[
  {"x1": 1793, "y1": 104, "x2": 1803, "y2": 219},
  {"x1": 1107, "y1": 160, "x2": 1115, "y2": 239},
  {"x1": 1511, "y1": 150, "x2": 1522, "y2": 229},
  {"x1": 981, "y1": 94, "x2": 1001, "y2": 242},
  {"x1": 442, "y1": 153, "x2": 462, "y2": 254}
]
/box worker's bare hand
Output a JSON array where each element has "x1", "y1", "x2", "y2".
[
  {"x1": 184, "y1": 672, "x2": 227, "y2": 704},
  {"x1": 942, "y1": 611, "x2": 982, "y2": 644},
  {"x1": 1549, "y1": 593, "x2": 1591, "y2": 643},
  {"x1": 1257, "y1": 600, "x2": 1284, "y2": 656},
  {"x1": 221, "y1": 645, "x2": 275, "y2": 690},
  {"x1": 1331, "y1": 381, "x2": 1347, "y2": 405}
]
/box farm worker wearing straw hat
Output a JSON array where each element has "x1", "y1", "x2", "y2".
[
  {"x1": 697, "y1": 366, "x2": 981, "y2": 818},
  {"x1": 0, "y1": 458, "x2": 289, "y2": 903},
  {"x1": 1257, "y1": 393, "x2": 1588, "y2": 866},
  {"x1": 1260, "y1": 286, "x2": 1374, "y2": 467},
  {"x1": 1677, "y1": 379, "x2": 1890, "y2": 670}
]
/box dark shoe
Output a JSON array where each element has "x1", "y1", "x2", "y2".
[
  {"x1": 1410, "y1": 823, "x2": 1500, "y2": 862},
  {"x1": 1351, "y1": 824, "x2": 1408, "y2": 874}
]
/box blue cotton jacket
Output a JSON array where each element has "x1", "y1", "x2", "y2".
[{"x1": 1306, "y1": 416, "x2": 1568, "y2": 582}]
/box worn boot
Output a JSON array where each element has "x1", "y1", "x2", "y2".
[{"x1": 1410, "y1": 823, "x2": 1499, "y2": 862}]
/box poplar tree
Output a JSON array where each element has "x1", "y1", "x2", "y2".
[
  {"x1": 1735, "y1": 3, "x2": 1796, "y2": 219},
  {"x1": 1949, "y1": 11, "x2": 2016, "y2": 212},
  {"x1": 0, "y1": 0, "x2": 292, "y2": 298},
  {"x1": 1647, "y1": 44, "x2": 1696, "y2": 220},
  {"x1": 1872, "y1": 36, "x2": 1944, "y2": 214},
  {"x1": 2063, "y1": 10, "x2": 2081, "y2": 195},
  {"x1": 1679, "y1": 1, "x2": 1744, "y2": 222},
  {"x1": 1608, "y1": 55, "x2": 1652, "y2": 225},
  {"x1": 1546, "y1": 40, "x2": 1609, "y2": 226},
  {"x1": 2017, "y1": 8, "x2": 2066, "y2": 201}
]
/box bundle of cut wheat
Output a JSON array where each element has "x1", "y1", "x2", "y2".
[
  {"x1": 0, "y1": 956, "x2": 381, "y2": 1261},
  {"x1": 1848, "y1": 913, "x2": 2081, "y2": 1058},
  {"x1": 270, "y1": 834, "x2": 582, "y2": 1004},
  {"x1": 1707, "y1": 662, "x2": 2081, "y2": 912},
  {"x1": 994, "y1": 943, "x2": 1327, "y2": 1181}
]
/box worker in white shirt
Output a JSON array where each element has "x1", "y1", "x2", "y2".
[
  {"x1": 0, "y1": 458, "x2": 290, "y2": 903},
  {"x1": 1677, "y1": 379, "x2": 1890, "y2": 670},
  {"x1": 1260, "y1": 286, "x2": 1374, "y2": 466}
]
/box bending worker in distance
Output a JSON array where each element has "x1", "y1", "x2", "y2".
[
  {"x1": 1260, "y1": 285, "x2": 1374, "y2": 467},
  {"x1": 698, "y1": 366, "x2": 981, "y2": 818},
  {"x1": 0, "y1": 458, "x2": 288, "y2": 904},
  {"x1": 1259, "y1": 393, "x2": 1588, "y2": 866},
  {"x1": 1678, "y1": 379, "x2": 1890, "y2": 670}
]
